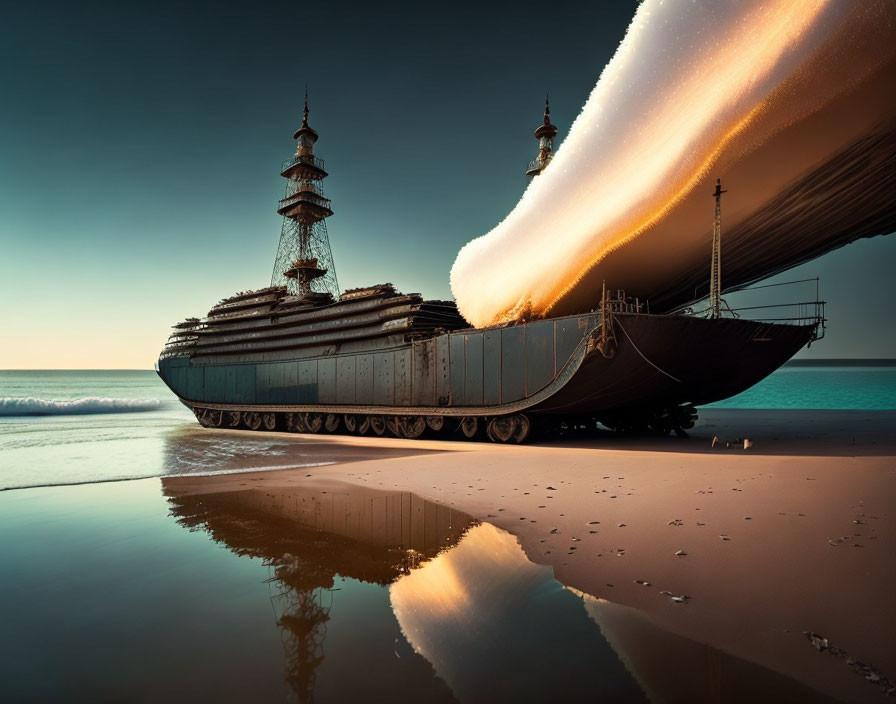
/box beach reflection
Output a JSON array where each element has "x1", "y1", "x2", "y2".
[
  {"x1": 160, "y1": 425, "x2": 435, "y2": 478},
  {"x1": 164, "y1": 480, "x2": 469, "y2": 703},
  {"x1": 389, "y1": 520, "x2": 645, "y2": 703},
  {"x1": 162, "y1": 477, "x2": 838, "y2": 704}
]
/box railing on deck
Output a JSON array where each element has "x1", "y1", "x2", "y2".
[
  {"x1": 680, "y1": 277, "x2": 827, "y2": 341},
  {"x1": 281, "y1": 154, "x2": 326, "y2": 173},
  {"x1": 278, "y1": 189, "x2": 332, "y2": 212}
]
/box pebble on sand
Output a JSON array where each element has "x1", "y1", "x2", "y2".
[{"x1": 660, "y1": 590, "x2": 691, "y2": 604}]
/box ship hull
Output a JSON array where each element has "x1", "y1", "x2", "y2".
[
  {"x1": 532, "y1": 313, "x2": 814, "y2": 413},
  {"x1": 158, "y1": 312, "x2": 816, "y2": 440}
]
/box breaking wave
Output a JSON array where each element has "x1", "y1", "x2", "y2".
[
  {"x1": 0, "y1": 397, "x2": 163, "y2": 416},
  {"x1": 450, "y1": 0, "x2": 896, "y2": 327}
]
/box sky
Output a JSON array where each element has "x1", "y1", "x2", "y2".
[{"x1": 1, "y1": 0, "x2": 893, "y2": 369}]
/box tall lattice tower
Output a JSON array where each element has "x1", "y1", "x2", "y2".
[
  {"x1": 709, "y1": 178, "x2": 727, "y2": 318},
  {"x1": 271, "y1": 91, "x2": 339, "y2": 299}
]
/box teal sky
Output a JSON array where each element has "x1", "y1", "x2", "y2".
[{"x1": 1, "y1": 0, "x2": 893, "y2": 368}]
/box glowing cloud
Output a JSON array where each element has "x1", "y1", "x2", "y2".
[{"x1": 450, "y1": 0, "x2": 896, "y2": 327}]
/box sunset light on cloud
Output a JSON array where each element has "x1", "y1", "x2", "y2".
[{"x1": 450, "y1": 0, "x2": 894, "y2": 327}]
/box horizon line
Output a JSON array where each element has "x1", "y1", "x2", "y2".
[{"x1": 3, "y1": 357, "x2": 896, "y2": 372}]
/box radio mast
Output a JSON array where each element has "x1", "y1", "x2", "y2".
[
  {"x1": 271, "y1": 90, "x2": 339, "y2": 299},
  {"x1": 709, "y1": 179, "x2": 727, "y2": 318}
]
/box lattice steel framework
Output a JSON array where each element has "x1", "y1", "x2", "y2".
[
  {"x1": 271, "y1": 92, "x2": 339, "y2": 299},
  {"x1": 273, "y1": 579, "x2": 331, "y2": 704},
  {"x1": 709, "y1": 178, "x2": 727, "y2": 319},
  {"x1": 271, "y1": 209, "x2": 340, "y2": 298}
]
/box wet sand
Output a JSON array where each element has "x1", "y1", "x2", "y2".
[{"x1": 164, "y1": 408, "x2": 896, "y2": 703}]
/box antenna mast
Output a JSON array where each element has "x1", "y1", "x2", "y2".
[
  {"x1": 271, "y1": 91, "x2": 339, "y2": 299},
  {"x1": 709, "y1": 179, "x2": 727, "y2": 318}
]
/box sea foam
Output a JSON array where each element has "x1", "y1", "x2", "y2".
[{"x1": 0, "y1": 397, "x2": 163, "y2": 416}]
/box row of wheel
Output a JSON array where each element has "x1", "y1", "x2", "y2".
[
  {"x1": 596, "y1": 402, "x2": 697, "y2": 437},
  {"x1": 193, "y1": 407, "x2": 533, "y2": 443}
]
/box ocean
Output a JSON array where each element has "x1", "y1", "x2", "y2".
[
  {"x1": 1, "y1": 365, "x2": 893, "y2": 491},
  {"x1": 706, "y1": 361, "x2": 896, "y2": 410},
  {"x1": 0, "y1": 370, "x2": 337, "y2": 491}
]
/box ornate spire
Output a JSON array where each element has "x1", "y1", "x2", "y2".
[
  {"x1": 293, "y1": 89, "x2": 319, "y2": 142},
  {"x1": 302, "y1": 86, "x2": 309, "y2": 128},
  {"x1": 526, "y1": 94, "x2": 559, "y2": 177}
]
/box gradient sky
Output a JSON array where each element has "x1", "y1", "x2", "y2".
[{"x1": 1, "y1": 0, "x2": 893, "y2": 369}]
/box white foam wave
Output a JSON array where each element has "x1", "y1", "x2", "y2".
[
  {"x1": 166, "y1": 462, "x2": 337, "y2": 478},
  {"x1": 0, "y1": 397, "x2": 163, "y2": 416}
]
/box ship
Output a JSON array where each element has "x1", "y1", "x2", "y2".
[{"x1": 157, "y1": 96, "x2": 825, "y2": 443}]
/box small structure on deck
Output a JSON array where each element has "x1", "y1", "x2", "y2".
[{"x1": 526, "y1": 96, "x2": 559, "y2": 177}]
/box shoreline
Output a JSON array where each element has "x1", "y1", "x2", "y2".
[{"x1": 161, "y1": 408, "x2": 895, "y2": 703}]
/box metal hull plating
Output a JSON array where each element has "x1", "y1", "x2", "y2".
[{"x1": 158, "y1": 311, "x2": 815, "y2": 428}]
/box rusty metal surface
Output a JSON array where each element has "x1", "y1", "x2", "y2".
[
  {"x1": 412, "y1": 339, "x2": 437, "y2": 407},
  {"x1": 162, "y1": 315, "x2": 816, "y2": 420},
  {"x1": 500, "y1": 326, "x2": 525, "y2": 403},
  {"x1": 436, "y1": 335, "x2": 450, "y2": 404},
  {"x1": 464, "y1": 333, "x2": 484, "y2": 406},
  {"x1": 356, "y1": 354, "x2": 374, "y2": 404},
  {"x1": 336, "y1": 356, "x2": 355, "y2": 404},
  {"x1": 162, "y1": 287, "x2": 470, "y2": 368},
  {"x1": 318, "y1": 357, "x2": 336, "y2": 404},
  {"x1": 556, "y1": 317, "x2": 586, "y2": 376},
  {"x1": 525, "y1": 320, "x2": 554, "y2": 395},
  {"x1": 373, "y1": 352, "x2": 394, "y2": 406},
  {"x1": 163, "y1": 322, "x2": 591, "y2": 417},
  {"x1": 298, "y1": 361, "x2": 317, "y2": 403},
  {"x1": 160, "y1": 313, "x2": 601, "y2": 414},
  {"x1": 482, "y1": 330, "x2": 502, "y2": 406},
  {"x1": 395, "y1": 347, "x2": 412, "y2": 406},
  {"x1": 448, "y1": 334, "x2": 465, "y2": 404}
]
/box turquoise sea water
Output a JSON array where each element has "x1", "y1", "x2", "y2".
[
  {"x1": 706, "y1": 364, "x2": 896, "y2": 410},
  {"x1": 0, "y1": 366, "x2": 893, "y2": 490}
]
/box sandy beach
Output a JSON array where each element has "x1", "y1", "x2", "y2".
[{"x1": 164, "y1": 408, "x2": 896, "y2": 703}]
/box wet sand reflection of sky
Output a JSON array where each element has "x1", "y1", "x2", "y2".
[
  {"x1": 0, "y1": 472, "x2": 845, "y2": 703},
  {"x1": 160, "y1": 479, "x2": 839, "y2": 703}
]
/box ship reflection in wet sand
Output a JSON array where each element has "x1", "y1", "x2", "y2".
[{"x1": 162, "y1": 479, "x2": 837, "y2": 703}]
